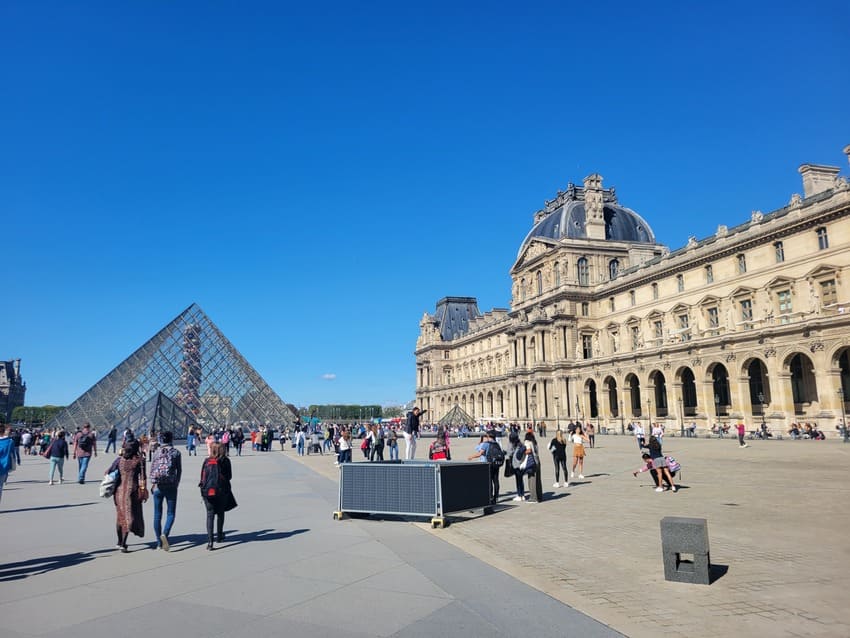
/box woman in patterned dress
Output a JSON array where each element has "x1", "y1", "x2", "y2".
[{"x1": 113, "y1": 440, "x2": 148, "y2": 552}]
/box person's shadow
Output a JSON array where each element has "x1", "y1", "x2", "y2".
[
  {"x1": 164, "y1": 528, "x2": 310, "y2": 552},
  {"x1": 0, "y1": 550, "x2": 114, "y2": 582}
]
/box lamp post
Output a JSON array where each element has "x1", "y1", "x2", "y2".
[
  {"x1": 714, "y1": 394, "x2": 721, "y2": 431},
  {"x1": 575, "y1": 398, "x2": 581, "y2": 423},
  {"x1": 678, "y1": 396, "x2": 684, "y2": 437},
  {"x1": 619, "y1": 398, "x2": 625, "y2": 434},
  {"x1": 554, "y1": 396, "x2": 560, "y2": 430},
  {"x1": 530, "y1": 399, "x2": 537, "y2": 431},
  {"x1": 757, "y1": 392, "x2": 766, "y2": 432},
  {"x1": 839, "y1": 387, "x2": 847, "y2": 443},
  {"x1": 646, "y1": 398, "x2": 652, "y2": 429}
]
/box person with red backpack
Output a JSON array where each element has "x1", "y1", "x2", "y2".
[{"x1": 199, "y1": 442, "x2": 237, "y2": 550}]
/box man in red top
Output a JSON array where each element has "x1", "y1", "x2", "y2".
[
  {"x1": 736, "y1": 422, "x2": 748, "y2": 448},
  {"x1": 73, "y1": 422, "x2": 98, "y2": 484}
]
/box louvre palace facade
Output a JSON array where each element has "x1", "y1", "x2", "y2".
[{"x1": 414, "y1": 145, "x2": 850, "y2": 436}]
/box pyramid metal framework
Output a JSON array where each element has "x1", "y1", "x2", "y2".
[
  {"x1": 112, "y1": 392, "x2": 199, "y2": 440},
  {"x1": 47, "y1": 303, "x2": 297, "y2": 436}
]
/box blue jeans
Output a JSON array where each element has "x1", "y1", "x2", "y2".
[
  {"x1": 153, "y1": 484, "x2": 178, "y2": 541},
  {"x1": 77, "y1": 455, "x2": 91, "y2": 482},
  {"x1": 49, "y1": 456, "x2": 65, "y2": 481},
  {"x1": 388, "y1": 443, "x2": 398, "y2": 460},
  {"x1": 297, "y1": 440, "x2": 304, "y2": 456}
]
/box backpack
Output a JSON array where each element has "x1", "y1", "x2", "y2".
[
  {"x1": 221, "y1": 431, "x2": 230, "y2": 444},
  {"x1": 199, "y1": 458, "x2": 221, "y2": 498},
  {"x1": 150, "y1": 447, "x2": 180, "y2": 485},
  {"x1": 520, "y1": 450, "x2": 537, "y2": 474},
  {"x1": 77, "y1": 433, "x2": 93, "y2": 452},
  {"x1": 485, "y1": 441, "x2": 505, "y2": 467},
  {"x1": 665, "y1": 456, "x2": 681, "y2": 475}
]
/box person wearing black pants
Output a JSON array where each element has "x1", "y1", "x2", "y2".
[
  {"x1": 548, "y1": 430, "x2": 569, "y2": 487},
  {"x1": 200, "y1": 443, "x2": 237, "y2": 550}
]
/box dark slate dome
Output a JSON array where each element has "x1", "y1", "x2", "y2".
[{"x1": 517, "y1": 179, "x2": 656, "y2": 257}]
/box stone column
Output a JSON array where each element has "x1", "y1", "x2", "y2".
[{"x1": 729, "y1": 372, "x2": 751, "y2": 426}]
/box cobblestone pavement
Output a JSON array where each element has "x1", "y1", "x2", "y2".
[{"x1": 293, "y1": 432, "x2": 850, "y2": 638}]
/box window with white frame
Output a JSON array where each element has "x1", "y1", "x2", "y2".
[
  {"x1": 774, "y1": 241, "x2": 785, "y2": 263},
  {"x1": 630, "y1": 290, "x2": 636, "y2": 306},
  {"x1": 821, "y1": 279, "x2": 837, "y2": 306},
  {"x1": 582, "y1": 334, "x2": 593, "y2": 359},
  {"x1": 678, "y1": 314, "x2": 690, "y2": 341},
  {"x1": 651, "y1": 283, "x2": 659, "y2": 300},
  {"x1": 740, "y1": 299, "x2": 753, "y2": 327},
  {"x1": 737, "y1": 254, "x2": 747, "y2": 274},
  {"x1": 676, "y1": 274, "x2": 684, "y2": 292},
  {"x1": 817, "y1": 227, "x2": 829, "y2": 250},
  {"x1": 705, "y1": 265, "x2": 713, "y2": 283}
]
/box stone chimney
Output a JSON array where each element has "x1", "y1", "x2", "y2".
[
  {"x1": 583, "y1": 173, "x2": 606, "y2": 240},
  {"x1": 798, "y1": 163, "x2": 840, "y2": 198},
  {"x1": 13, "y1": 358, "x2": 20, "y2": 380}
]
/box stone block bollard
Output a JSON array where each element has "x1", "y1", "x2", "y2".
[{"x1": 660, "y1": 516, "x2": 711, "y2": 584}]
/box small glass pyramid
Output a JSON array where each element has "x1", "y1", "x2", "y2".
[
  {"x1": 112, "y1": 391, "x2": 198, "y2": 439},
  {"x1": 47, "y1": 303, "x2": 296, "y2": 436}
]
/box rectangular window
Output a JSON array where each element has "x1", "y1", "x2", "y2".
[
  {"x1": 653, "y1": 320, "x2": 663, "y2": 342},
  {"x1": 609, "y1": 297, "x2": 615, "y2": 312},
  {"x1": 705, "y1": 265, "x2": 713, "y2": 284},
  {"x1": 778, "y1": 290, "x2": 792, "y2": 324},
  {"x1": 737, "y1": 254, "x2": 747, "y2": 274},
  {"x1": 707, "y1": 307, "x2": 719, "y2": 328},
  {"x1": 581, "y1": 302, "x2": 589, "y2": 316},
  {"x1": 676, "y1": 274, "x2": 684, "y2": 292},
  {"x1": 817, "y1": 227, "x2": 829, "y2": 250},
  {"x1": 774, "y1": 241, "x2": 785, "y2": 263},
  {"x1": 631, "y1": 326, "x2": 640, "y2": 350},
  {"x1": 630, "y1": 290, "x2": 636, "y2": 306},
  {"x1": 678, "y1": 314, "x2": 690, "y2": 341},
  {"x1": 740, "y1": 299, "x2": 753, "y2": 328},
  {"x1": 821, "y1": 279, "x2": 837, "y2": 306},
  {"x1": 652, "y1": 283, "x2": 659, "y2": 300},
  {"x1": 582, "y1": 334, "x2": 593, "y2": 359}
]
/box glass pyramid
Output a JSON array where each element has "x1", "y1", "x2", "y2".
[
  {"x1": 112, "y1": 391, "x2": 198, "y2": 439},
  {"x1": 47, "y1": 303, "x2": 297, "y2": 436}
]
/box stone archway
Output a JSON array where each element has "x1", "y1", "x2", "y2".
[
  {"x1": 649, "y1": 370, "x2": 669, "y2": 417},
  {"x1": 585, "y1": 378, "x2": 599, "y2": 419},
  {"x1": 745, "y1": 358, "x2": 771, "y2": 415},
  {"x1": 677, "y1": 366, "x2": 698, "y2": 416},
  {"x1": 786, "y1": 352, "x2": 818, "y2": 413},
  {"x1": 709, "y1": 363, "x2": 731, "y2": 416},
  {"x1": 625, "y1": 373, "x2": 642, "y2": 417}
]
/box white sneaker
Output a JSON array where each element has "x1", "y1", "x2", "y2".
[
  {"x1": 553, "y1": 482, "x2": 560, "y2": 488},
  {"x1": 671, "y1": 485, "x2": 678, "y2": 492},
  {"x1": 562, "y1": 482, "x2": 568, "y2": 487},
  {"x1": 512, "y1": 496, "x2": 523, "y2": 502},
  {"x1": 655, "y1": 487, "x2": 664, "y2": 492},
  {"x1": 570, "y1": 471, "x2": 575, "y2": 478},
  {"x1": 578, "y1": 474, "x2": 584, "y2": 479},
  {"x1": 48, "y1": 480, "x2": 54, "y2": 485}
]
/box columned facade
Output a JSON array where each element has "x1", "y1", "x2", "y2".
[{"x1": 415, "y1": 148, "x2": 850, "y2": 435}]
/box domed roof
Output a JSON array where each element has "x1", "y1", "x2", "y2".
[{"x1": 517, "y1": 179, "x2": 656, "y2": 257}]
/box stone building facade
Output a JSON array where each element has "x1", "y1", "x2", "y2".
[
  {"x1": 415, "y1": 145, "x2": 850, "y2": 436},
  {"x1": 0, "y1": 359, "x2": 26, "y2": 423}
]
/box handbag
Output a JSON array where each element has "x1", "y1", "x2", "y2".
[
  {"x1": 138, "y1": 483, "x2": 148, "y2": 501},
  {"x1": 99, "y1": 470, "x2": 119, "y2": 498},
  {"x1": 40, "y1": 441, "x2": 54, "y2": 459}
]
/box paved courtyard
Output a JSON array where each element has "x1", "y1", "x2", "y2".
[
  {"x1": 294, "y1": 431, "x2": 850, "y2": 638},
  {"x1": 1, "y1": 432, "x2": 848, "y2": 637}
]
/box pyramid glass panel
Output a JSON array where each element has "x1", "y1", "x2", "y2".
[
  {"x1": 47, "y1": 304, "x2": 297, "y2": 436},
  {"x1": 112, "y1": 392, "x2": 198, "y2": 440}
]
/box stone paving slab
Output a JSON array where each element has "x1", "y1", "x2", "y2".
[
  {"x1": 0, "y1": 445, "x2": 619, "y2": 638},
  {"x1": 291, "y1": 433, "x2": 850, "y2": 638}
]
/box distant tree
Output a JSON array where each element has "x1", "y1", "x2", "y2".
[{"x1": 11, "y1": 405, "x2": 65, "y2": 425}]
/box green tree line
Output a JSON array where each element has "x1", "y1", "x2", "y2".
[{"x1": 10, "y1": 405, "x2": 65, "y2": 425}]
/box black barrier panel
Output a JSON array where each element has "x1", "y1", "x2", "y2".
[
  {"x1": 439, "y1": 463, "x2": 491, "y2": 513},
  {"x1": 340, "y1": 462, "x2": 438, "y2": 516}
]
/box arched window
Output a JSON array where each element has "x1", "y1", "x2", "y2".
[
  {"x1": 536, "y1": 270, "x2": 543, "y2": 295},
  {"x1": 577, "y1": 258, "x2": 589, "y2": 286},
  {"x1": 609, "y1": 259, "x2": 620, "y2": 280}
]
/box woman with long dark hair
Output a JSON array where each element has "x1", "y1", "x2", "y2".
[
  {"x1": 200, "y1": 442, "x2": 237, "y2": 550},
  {"x1": 548, "y1": 429, "x2": 568, "y2": 488}
]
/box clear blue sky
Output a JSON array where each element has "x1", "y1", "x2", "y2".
[{"x1": 3, "y1": 1, "x2": 849, "y2": 408}]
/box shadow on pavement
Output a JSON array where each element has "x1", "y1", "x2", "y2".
[
  {"x1": 0, "y1": 502, "x2": 98, "y2": 514},
  {"x1": 0, "y1": 549, "x2": 114, "y2": 582}
]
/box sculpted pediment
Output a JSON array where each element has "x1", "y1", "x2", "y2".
[{"x1": 512, "y1": 238, "x2": 558, "y2": 272}]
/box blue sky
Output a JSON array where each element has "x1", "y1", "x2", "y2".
[{"x1": 3, "y1": 1, "x2": 849, "y2": 408}]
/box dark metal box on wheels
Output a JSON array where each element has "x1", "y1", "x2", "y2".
[{"x1": 333, "y1": 460, "x2": 492, "y2": 528}]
